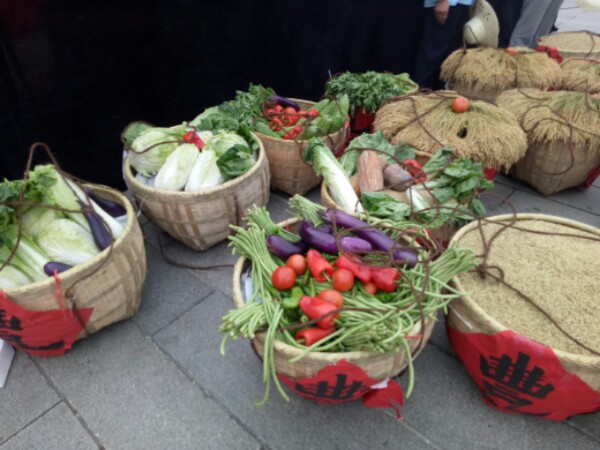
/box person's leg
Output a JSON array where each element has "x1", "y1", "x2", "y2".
[
  {"x1": 510, "y1": 0, "x2": 553, "y2": 48},
  {"x1": 413, "y1": 5, "x2": 471, "y2": 90},
  {"x1": 532, "y1": 0, "x2": 565, "y2": 44},
  {"x1": 488, "y1": 0, "x2": 524, "y2": 48}
]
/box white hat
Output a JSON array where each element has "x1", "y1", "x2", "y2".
[
  {"x1": 575, "y1": 0, "x2": 600, "y2": 11},
  {"x1": 464, "y1": 0, "x2": 500, "y2": 48}
]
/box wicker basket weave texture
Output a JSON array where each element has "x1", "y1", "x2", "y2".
[
  {"x1": 448, "y1": 214, "x2": 600, "y2": 391},
  {"x1": 509, "y1": 141, "x2": 600, "y2": 196},
  {"x1": 232, "y1": 254, "x2": 435, "y2": 380},
  {"x1": 539, "y1": 32, "x2": 600, "y2": 61},
  {"x1": 125, "y1": 133, "x2": 270, "y2": 251},
  {"x1": 255, "y1": 99, "x2": 347, "y2": 196},
  {"x1": 4, "y1": 186, "x2": 146, "y2": 338}
]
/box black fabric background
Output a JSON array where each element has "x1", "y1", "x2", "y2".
[{"x1": 0, "y1": 0, "x2": 425, "y2": 188}]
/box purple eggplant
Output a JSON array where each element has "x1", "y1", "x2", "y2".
[
  {"x1": 44, "y1": 261, "x2": 73, "y2": 276},
  {"x1": 86, "y1": 189, "x2": 127, "y2": 217},
  {"x1": 321, "y1": 209, "x2": 418, "y2": 267},
  {"x1": 267, "y1": 95, "x2": 300, "y2": 111},
  {"x1": 84, "y1": 210, "x2": 113, "y2": 250},
  {"x1": 267, "y1": 235, "x2": 307, "y2": 259},
  {"x1": 315, "y1": 224, "x2": 333, "y2": 234},
  {"x1": 298, "y1": 221, "x2": 372, "y2": 255}
]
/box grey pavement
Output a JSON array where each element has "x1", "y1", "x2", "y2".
[{"x1": 2, "y1": 6, "x2": 600, "y2": 450}]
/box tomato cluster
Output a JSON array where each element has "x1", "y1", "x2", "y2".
[{"x1": 265, "y1": 105, "x2": 319, "y2": 140}]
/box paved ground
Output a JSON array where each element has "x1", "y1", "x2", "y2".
[{"x1": 2, "y1": 4, "x2": 600, "y2": 450}]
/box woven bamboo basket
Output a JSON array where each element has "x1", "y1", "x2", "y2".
[
  {"x1": 254, "y1": 99, "x2": 347, "y2": 196},
  {"x1": 441, "y1": 48, "x2": 562, "y2": 103},
  {"x1": 4, "y1": 185, "x2": 146, "y2": 339},
  {"x1": 539, "y1": 32, "x2": 600, "y2": 61},
  {"x1": 448, "y1": 214, "x2": 600, "y2": 399},
  {"x1": 496, "y1": 89, "x2": 600, "y2": 195},
  {"x1": 124, "y1": 133, "x2": 270, "y2": 251},
  {"x1": 231, "y1": 218, "x2": 436, "y2": 382}
]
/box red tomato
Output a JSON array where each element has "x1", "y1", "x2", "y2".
[
  {"x1": 271, "y1": 266, "x2": 297, "y2": 291},
  {"x1": 363, "y1": 282, "x2": 378, "y2": 295},
  {"x1": 274, "y1": 104, "x2": 284, "y2": 113},
  {"x1": 286, "y1": 254, "x2": 307, "y2": 275},
  {"x1": 317, "y1": 289, "x2": 344, "y2": 308},
  {"x1": 265, "y1": 108, "x2": 277, "y2": 119},
  {"x1": 270, "y1": 118, "x2": 283, "y2": 131},
  {"x1": 451, "y1": 96, "x2": 470, "y2": 113},
  {"x1": 306, "y1": 108, "x2": 319, "y2": 120},
  {"x1": 505, "y1": 47, "x2": 518, "y2": 57},
  {"x1": 332, "y1": 269, "x2": 355, "y2": 292}
]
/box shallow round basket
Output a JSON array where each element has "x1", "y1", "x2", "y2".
[
  {"x1": 539, "y1": 32, "x2": 600, "y2": 61},
  {"x1": 124, "y1": 133, "x2": 270, "y2": 251},
  {"x1": 448, "y1": 214, "x2": 600, "y2": 395},
  {"x1": 231, "y1": 218, "x2": 436, "y2": 382},
  {"x1": 254, "y1": 99, "x2": 347, "y2": 196},
  {"x1": 509, "y1": 141, "x2": 600, "y2": 196},
  {"x1": 4, "y1": 185, "x2": 146, "y2": 339}
]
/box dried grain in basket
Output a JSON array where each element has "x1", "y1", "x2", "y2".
[
  {"x1": 254, "y1": 99, "x2": 347, "y2": 196},
  {"x1": 4, "y1": 185, "x2": 146, "y2": 341},
  {"x1": 231, "y1": 219, "x2": 435, "y2": 382},
  {"x1": 539, "y1": 32, "x2": 600, "y2": 61},
  {"x1": 496, "y1": 89, "x2": 600, "y2": 195},
  {"x1": 560, "y1": 58, "x2": 600, "y2": 92},
  {"x1": 124, "y1": 133, "x2": 270, "y2": 251},
  {"x1": 447, "y1": 214, "x2": 600, "y2": 418}
]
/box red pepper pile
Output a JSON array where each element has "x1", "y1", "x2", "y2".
[
  {"x1": 265, "y1": 105, "x2": 319, "y2": 140},
  {"x1": 535, "y1": 45, "x2": 564, "y2": 64},
  {"x1": 271, "y1": 249, "x2": 402, "y2": 347}
]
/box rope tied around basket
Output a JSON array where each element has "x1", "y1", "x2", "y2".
[{"x1": 0, "y1": 142, "x2": 123, "y2": 336}]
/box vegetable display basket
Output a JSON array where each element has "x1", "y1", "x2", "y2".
[
  {"x1": 441, "y1": 48, "x2": 562, "y2": 103},
  {"x1": 2, "y1": 185, "x2": 146, "y2": 354},
  {"x1": 496, "y1": 89, "x2": 600, "y2": 195},
  {"x1": 231, "y1": 218, "x2": 436, "y2": 403},
  {"x1": 447, "y1": 214, "x2": 600, "y2": 420},
  {"x1": 254, "y1": 99, "x2": 347, "y2": 196},
  {"x1": 373, "y1": 91, "x2": 527, "y2": 171},
  {"x1": 125, "y1": 133, "x2": 270, "y2": 251},
  {"x1": 539, "y1": 32, "x2": 600, "y2": 61}
]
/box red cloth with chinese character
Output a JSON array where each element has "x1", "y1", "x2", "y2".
[
  {"x1": 278, "y1": 359, "x2": 404, "y2": 418},
  {"x1": 0, "y1": 291, "x2": 93, "y2": 357},
  {"x1": 448, "y1": 324, "x2": 600, "y2": 420}
]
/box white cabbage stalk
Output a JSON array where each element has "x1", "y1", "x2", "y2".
[
  {"x1": 128, "y1": 128, "x2": 180, "y2": 176},
  {"x1": 22, "y1": 207, "x2": 62, "y2": 239},
  {"x1": 204, "y1": 131, "x2": 247, "y2": 156},
  {"x1": 0, "y1": 264, "x2": 33, "y2": 290},
  {"x1": 154, "y1": 144, "x2": 199, "y2": 191},
  {"x1": 36, "y1": 218, "x2": 99, "y2": 266},
  {"x1": 196, "y1": 130, "x2": 214, "y2": 144},
  {"x1": 185, "y1": 149, "x2": 224, "y2": 192}
]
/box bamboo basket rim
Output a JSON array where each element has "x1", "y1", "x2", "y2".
[
  {"x1": 539, "y1": 32, "x2": 600, "y2": 54},
  {"x1": 254, "y1": 98, "x2": 347, "y2": 146},
  {"x1": 449, "y1": 213, "x2": 600, "y2": 367},
  {"x1": 124, "y1": 132, "x2": 266, "y2": 199},
  {"x1": 231, "y1": 217, "x2": 427, "y2": 363},
  {"x1": 4, "y1": 185, "x2": 136, "y2": 296}
]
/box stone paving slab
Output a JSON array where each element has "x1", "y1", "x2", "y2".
[
  {"x1": 0, "y1": 354, "x2": 60, "y2": 445},
  {"x1": 0, "y1": 403, "x2": 99, "y2": 450},
  {"x1": 132, "y1": 244, "x2": 214, "y2": 336},
  {"x1": 154, "y1": 291, "x2": 436, "y2": 450},
  {"x1": 34, "y1": 321, "x2": 260, "y2": 450}
]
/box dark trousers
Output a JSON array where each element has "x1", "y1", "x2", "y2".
[
  {"x1": 413, "y1": 5, "x2": 471, "y2": 90},
  {"x1": 487, "y1": 0, "x2": 524, "y2": 48}
]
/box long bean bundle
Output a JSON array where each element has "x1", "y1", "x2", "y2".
[{"x1": 220, "y1": 199, "x2": 476, "y2": 403}]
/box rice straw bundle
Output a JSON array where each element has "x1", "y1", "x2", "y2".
[
  {"x1": 496, "y1": 89, "x2": 600, "y2": 194},
  {"x1": 539, "y1": 31, "x2": 600, "y2": 60},
  {"x1": 441, "y1": 48, "x2": 561, "y2": 101},
  {"x1": 373, "y1": 91, "x2": 527, "y2": 169},
  {"x1": 561, "y1": 58, "x2": 600, "y2": 93}
]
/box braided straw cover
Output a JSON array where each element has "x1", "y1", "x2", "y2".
[
  {"x1": 125, "y1": 133, "x2": 270, "y2": 251},
  {"x1": 448, "y1": 213, "x2": 600, "y2": 391},
  {"x1": 231, "y1": 218, "x2": 436, "y2": 380},
  {"x1": 255, "y1": 99, "x2": 347, "y2": 196},
  {"x1": 4, "y1": 186, "x2": 147, "y2": 339}
]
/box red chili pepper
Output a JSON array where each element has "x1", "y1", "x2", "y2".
[
  {"x1": 334, "y1": 254, "x2": 371, "y2": 283},
  {"x1": 299, "y1": 296, "x2": 339, "y2": 329},
  {"x1": 306, "y1": 249, "x2": 334, "y2": 282},
  {"x1": 402, "y1": 159, "x2": 427, "y2": 183},
  {"x1": 370, "y1": 267, "x2": 401, "y2": 292},
  {"x1": 183, "y1": 130, "x2": 196, "y2": 143},
  {"x1": 270, "y1": 118, "x2": 283, "y2": 132},
  {"x1": 295, "y1": 327, "x2": 335, "y2": 346}
]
